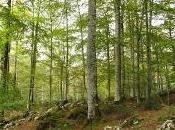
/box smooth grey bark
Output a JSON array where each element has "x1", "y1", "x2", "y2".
[
  {"x1": 114, "y1": 0, "x2": 122, "y2": 102},
  {"x1": 87, "y1": 0, "x2": 99, "y2": 120}
]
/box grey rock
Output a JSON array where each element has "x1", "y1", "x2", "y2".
[{"x1": 157, "y1": 120, "x2": 175, "y2": 130}]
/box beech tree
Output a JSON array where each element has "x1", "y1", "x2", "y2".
[
  {"x1": 87, "y1": 0, "x2": 99, "y2": 119},
  {"x1": 114, "y1": 0, "x2": 123, "y2": 102}
]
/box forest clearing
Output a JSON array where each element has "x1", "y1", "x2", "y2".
[{"x1": 0, "y1": 0, "x2": 175, "y2": 129}]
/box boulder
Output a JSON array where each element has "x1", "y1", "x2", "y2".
[
  {"x1": 4, "y1": 122, "x2": 15, "y2": 129},
  {"x1": 157, "y1": 120, "x2": 175, "y2": 130}
]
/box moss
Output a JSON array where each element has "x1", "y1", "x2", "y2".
[
  {"x1": 36, "y1": 107, "x2": 70, "y2": 130},
  {"x1": 38, "y1": 107, "x2": 65, "y2": 121},
  {"x1": 101, "y1": 103, "x2": 132, "y2": 119},
  {"x1": 36, "y1": 115, "x2": 72, "y2": 130},
  {"x1": 67, "y1": 106, "x2": 87, "y2": 120}
]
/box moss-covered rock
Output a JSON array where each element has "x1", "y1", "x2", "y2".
[
  {"x1": 36, "y1": 115, "x2": 72, "y2": 130},
  {"x1": 37, "y1": 106, "x2": 64, "y2": 121},
  {"x1": 36, "y1": 106, "x2": 70, "y2": 130},
  {"x1": 67, "y1": 106, "x2": 87, "y2": 120}
]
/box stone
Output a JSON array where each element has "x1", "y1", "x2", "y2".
[
  {"x1": 157, "y1": 120, "x2": 175, "y2": 130},
  {"x1": 4, "y1": 122, "x2": 14, "y2": 129}
]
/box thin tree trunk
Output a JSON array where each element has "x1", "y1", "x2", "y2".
[
  {"x1": 165, "y1": 65, "x2": 170, "y2": 106},
  {"x1": 121, "y1": 1, "x2": 125, "y2": 99},
  {"x1": 155, "y1": 47, "x2": 162, "y2": 94},
  {"x1": 145, "y1": 0, "x2": 152, "y2": 101},
  {"x1": 60, "y1": 62, "x2": 64, "y2": 101},
  {"x1": 65, "y1": 0, "x2": 69, "y2": 101},
  {"x1": 77, "y1": 0, "x2": 86, "y2": 99},
  {"x1": 28, "y1": 1, "x2": 39, "y2": 110},
  {"x1": 135, "y1": 11, "x2": 142, "y2": 104},
  {"x1": 60, "y1": 45, "x2": 65, "y2": 101},
  {"x1": 114, "y1": 0, "x2": 122, "y2": 102},
  {"x1": 131, "y1": 45, "x2": 136, "y2": 98},
  {"x1": 49, "y1": 0, "x2": 53, "y2": 105},
  {"x1": 13, "y1": 40, "x2": 18, "y2": 88},
  {"x1": 106, "y1": 24, "x2": 111, "y2": 101},
  {"x1": 128, "y1": 12, "x2": 135, "y2": 98}
]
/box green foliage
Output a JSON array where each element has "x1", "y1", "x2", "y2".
[{"x1": 0, "y1": 100, "x2": 26, "y2": 111}]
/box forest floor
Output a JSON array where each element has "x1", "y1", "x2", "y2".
[{"x1": 4, "y1": 96, "x2": 175, "y2": 130}]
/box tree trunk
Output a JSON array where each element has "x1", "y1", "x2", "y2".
[
  {"x1": 121, "y1": 2, "x2": 125, "y2": 99},
  {"x1": 145, "y1": 0, "x2": 152, "y2": 101},
  {"x1": 13, "y1": 40, "x2": 18, "y2": 88},
  {"x1": 60, "y1": 61, "x2": 64, "y2": 101},
  {"x1": 106, "y1": 24, "x2": 111, "y2": 101},
  {"x1": 135, "y1": 11, "x2": 142, "y2": 104},
  {"x1": 77, "y1": 0, "x2": 86, "y2": 99},
  {"x1": 114, "y1": 0, "x2": 122, "y2": 102},
  {"x1": 2, "y1": 0, "x2": 11, "y2": 91},
  {"x1": 49, "y1": 0, "x2": 53, "y2": 105},
  {"x1": 65, "y1": 0, "x2": 69, "y2": 101},
  {"x1": 128, "y1": 12, "x2": 135, "y2": 98},
  {"x1": 60, "y1": 45, "x2": 65, "y2": 101},
  {"x1": 28, "y1": 1, "x2": 38, "y2": 110},
  {"x1": 87, "y1": 0, "x2": 99, "y2": 120}
]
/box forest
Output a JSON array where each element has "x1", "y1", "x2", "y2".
[{"x1": 0, "y1": 0, "x2": 175, "y2": 130}]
